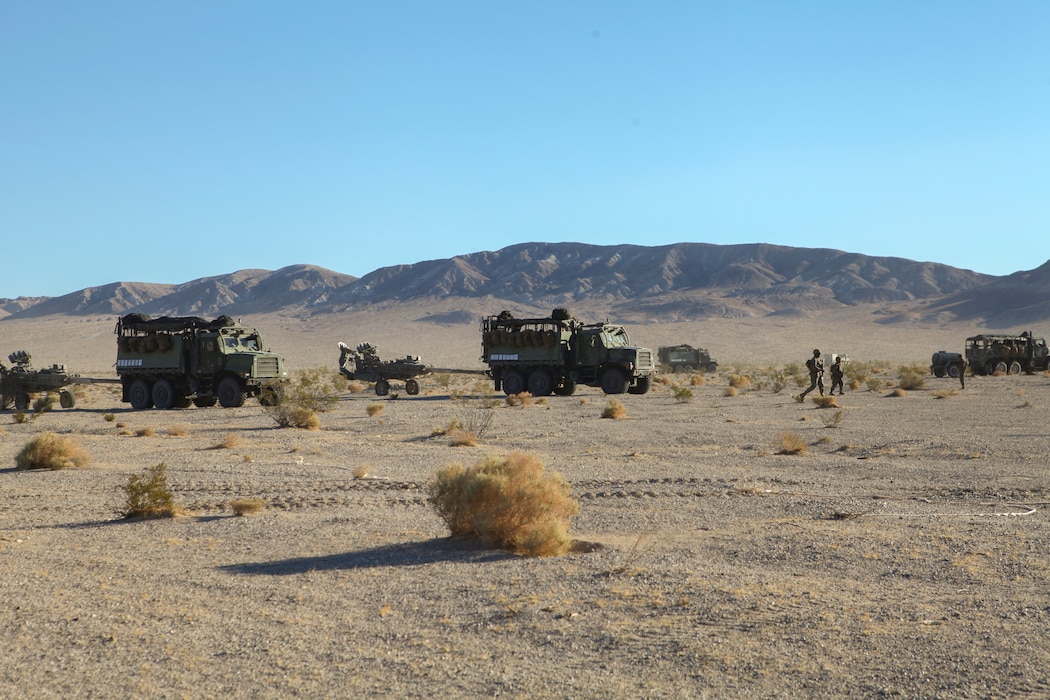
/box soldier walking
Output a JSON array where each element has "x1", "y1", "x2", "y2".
[
  {"x1": 798, "y1": 349, "x2": 824, "y2": 400},
  {"x1": 829, "y1": 355, "x2": 845, "y2": 396}
]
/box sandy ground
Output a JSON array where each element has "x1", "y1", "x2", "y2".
[{"x1": 1, "y1": 309, "x2": 1049, "y2": 697}]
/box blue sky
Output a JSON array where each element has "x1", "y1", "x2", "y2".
[{"x1": 2, "y1": 2, "x2": 1048, "y2": 299}]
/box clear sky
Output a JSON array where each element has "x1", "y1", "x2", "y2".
[{"x1": 2, "y1": 2, "x2": 1048, "y2": 299}]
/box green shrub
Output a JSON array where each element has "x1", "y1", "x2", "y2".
[
  {"x1": 263, "y1": 375, "x2": 330, "y2": 429},
  {"x1": 15, "y1": 432, "x2": 90, "y2": 470},
  {"x1": 429, "y1": 452, "x2": 579, "y2": 556},
  {"x1": 120, "y1": 463, "x2": 180, "y2": 519}
]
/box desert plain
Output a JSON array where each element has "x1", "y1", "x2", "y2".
[{"x1": 0, "y1": 307, "x2": 1048, "y2": 698}]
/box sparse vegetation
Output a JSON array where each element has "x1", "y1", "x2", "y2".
[
  {"x1": 888, "y1": 387, "x2": 907, "y2": 398},
  {"x1": 504, "y1": 392, "x2": 535, "y2": 407},
  {"x1": 932, "y1": 389, "x2": 959, "y2": 399},
  {"x1": 811, "y1": 395, "x2": 839, "y2": 409},
  {"x1": 728, "y1": 373, "x2": 751, "y2": 390},
  {"x1": 897, "y1": 366, "x2": 927, "y2": 391},
  {"x1": 135, "y1": 426, "x2": 155, "y2": 437},
  {"x1": 229, "y1": 497, "x2": 265, "y2": 516},
  {"x1": 671, "y1": 385, "x2": 693, "y2": 403},
  {"x1": 166, "y1": 424, "x2": 190, "y2": 437},
  {"x1": 103, "y1": 413, "x2": 116, "y2": 422},
  {"x1": 822, "y1": 410, "x2": 844, "y2": 428},
  {"x1": 366, "y1": 403, "x2": 385, "y2": 417},
  {"x1": 446, "y1": 394, "x2": 497, "y2": 445},
  {"x1": 15, "y1": 432, "x2": 90, "y2": 470},
  {"x1": 776, "y1": 431, "x2": 807, "y2": 455},
  {"x1": 264, "y1": 370, "x2": 339, "y2": 429},
  {"x1": 215, "y1": 433, "x2": 242, "y2": 449},
  {"x1": 689, "y1": 374, "x2": 705, "y2": 387},
  {"x1": 601, "y1": 399, "x2": 627, "y2": 419},
  {"x1": 120, "y1": 463, "x2": 181, "y2": 519},
  {"x1": 429, "y1": 451, "x2": 579, "y2": 556},
  {"x1": 723, "y1": 386, "x2": 739, "y2": 397}
]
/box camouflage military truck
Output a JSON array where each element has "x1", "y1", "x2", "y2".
[
  {"x1": 481, "y1": 309, "x2": 655, "y2": 396},
  {"x1": 930, "y1": 350, "x2": 966, "y2": 379},
  {"x1": 965, "y1": 331, "x2": 1050, "y2": 376},
  {"x1": 0, "y1": 351, "x2": 79, "y2": 410},
  {"x1": 657, "y1": 344, "x2": 718, "y2": 373},
  {"x1": 115, "y1": 314, "x2": 286, "y2": 409}
]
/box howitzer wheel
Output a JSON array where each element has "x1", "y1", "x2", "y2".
[
  {"x1": 374, "y1": 379, "x2": 390, "y2": 396},
  {"x1": 15, "y1": 392, "x2": 30, "y2": 411},
  {"x1": 947, "y1": 365, "x2": 961, "y2": 379},
  {"x1": 59, "y1": 389, "x2": 75, "y2": 409},
  {"x1": 405, "y1": 379, "x2": 420, "y2": 395}
]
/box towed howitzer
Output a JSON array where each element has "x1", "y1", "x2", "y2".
[
  {"x1": 337, "y1": 342, "x2": 484, "y2": 397},
  {"x1": 0, "y1": 351, "x2": 119, "y2": 411}
]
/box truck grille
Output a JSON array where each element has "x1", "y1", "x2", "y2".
[
  {"x1": 255, "y1": 356, "x2": 281, "y2": 378},
  {"x1": 636, "y1": 349, "x2": 655, "y2": 370}
]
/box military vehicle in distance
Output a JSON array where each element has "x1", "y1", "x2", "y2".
[
  {"x1": 115, "y1": 314, "x2": 286, "y2": 409},
  {"x1": 658, "y1": 344, "x2": 718, "y2": 373},
  {"x1": 0, "y1": 351, "x2": 80, "y2": 410},
  {"x1": 964, "y1": 331, "x2": 1050, "y2": 376},
  {"x1": 930, "y1": 350, "x2": 966, "y2": 379},
  {"x1": 481, "y1": 309, "x2": 655, "y2": 396},
  {"x1": 338, "y1": 342, "x2": 430, "y2": 396}
]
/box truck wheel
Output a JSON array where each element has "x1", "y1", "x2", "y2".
[
  {"x1": 1009, "y1": 361, "x2": 1022, "y2": 375},
  {"x1": 374, "y1": 379, "x2": 390, "y2": 396},
  {"x1": 151, "y1": 379, "x2": 176, "y2": 410},
  {"x1": 59, "y1": 389, "x2": 75, "y2": 409},
  {"x1": 628, "y1": 375, "x2": 652, "y2": 395},
  {"x1": 554, "y1": 380, "x2": 576, "y2": 396},
  {"x1": 193, "y1": 396, "x2": 218, "y2": 408},
  {"x1": 501, "y1": 370, "x2": 526, "y2": 396},
  {"x1": 217, "y1": 377, "x2": 246, "y2": 408},
  {"x1": 405, "y1": 379, "x2": 420, "y2": 395},
  {"x1": 129, "y1": 380, "x2": 153, "y2": 409},
  {"x1": 994, "y1": 361, "x2": 1008, "y2": 375},
  {"x1": 15, "y1": 392, "x2": 30, "y2": 411},
  {"x1": 600, "y1": 368, "x2": 628, "y2": 394},
  {"x1": 527, "y1": 370, "x2": 553, "y2": 397},
  {"x1": 681, "y1": 364, "x2": 693, "y2": 374},
  {"x1": 707, "y1": 363, "x2": 718, "y2": 373}
]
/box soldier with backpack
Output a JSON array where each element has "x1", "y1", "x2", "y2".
[{"x1": 798, "y1": 348, "x2": 825, "y2": 400}]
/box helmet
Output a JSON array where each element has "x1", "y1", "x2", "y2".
[{"x1": 813, "y1": 349, "x2": 821, "y2": 356}]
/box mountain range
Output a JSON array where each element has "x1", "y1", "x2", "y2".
[{"x1": 2, "y1": 242, "x2": 1048, "y2": 327}]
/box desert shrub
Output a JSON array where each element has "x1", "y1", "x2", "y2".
[
  {"x1": 866, "y1": 378, "x2": 883, "y2": 392},
  {"x1": 601, "y1": 399, "x2": 627, "y2": 419},
  {"x1": 229, "y1": 497, "x2": 265, "y2": 516},
  {"x1": 728, "y1": 373, "x2": 751, "y2": 389},
  {"x1": 120, "y1": 463, "x2": 180, "y2": 519},
  {"x1": 167, "y1": 424, "x2": 190, "y2": 437},
  {"x1": 811, "y1": 396, "x2": 839, "y2": 409},
  {"x1": 429, "y1": 451, "x2": 579, "y2": 556},
  {"x1": 671, "y1": 385, "x2": 693, "y2": 403},
  {"x1": 932, "y1": 389, "x2": 959, "y2": 399},
  {"x1": 16, "y1": 432, "x2": 90, "y2": 470},
  {"x1": 12, "y1": 411, "x2": 30, "y2": 424},
  {"x1": 888, "y1": 387, "x2": 907, "y2": 397},
  {"x1": 848, "y1": 378, "x2": 862, "y2": 391},
  {"x1": 653, "y1": 374, "x2": 672, "y2": 386},
  {"x1": 447, "y1": 395, "x2": 497, "y2": 445},
  {"x1": 135, "y1": 427, "x2": 155, "y2": 437},
  {"x1": 33, "y1": 394, "x2": 54, "y2": 414},
  {"x1": 347, "y1": 381, "x2": 366, "y2": 394},
  {"x1": 353, "y1": 465, "x2": 371, "y2": 479},
  {"x1": 103, "y1": 413, "x2": 116, "y2": 422},
  {"x1": 822, "y1": 410, "x2": 844, "y2": 428},
  {"x1": 723, "y1": 386, "x2": 739, "y2": 397},
  {"x1": 897, "y1": 366, "x2": 926, "y2": 391},
  {"x1": 504, "y1": 392, "x2": 535, "y2": 407},
  {"x1": 366, "y1": 403, "x2": 384, "y2": 417},
  {"x1": 264, "y1": 371, "x2": 339, "y2": 429},
  {"x1": 689, "y1": 374, "x2": 705, "y2": 387},
  {"x1": 776, "y1": 432, "x2": 808, "y2": 455},
  {"x1": 215, "y1": 433, "x2": 242, "y2": 449},
  {"x1": 763, "y1": 368, "x2": 788, "y2": 393}
]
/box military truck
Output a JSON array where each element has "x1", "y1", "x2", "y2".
[
  {"x1": 115, "y1": 314, "x2": 286, "y2": 409},
  {"x1": 481, "y1": 309, "x2": 655, "y2": 396},
  {"x1": 0, "y1": 351, "x2": 79, "y2": 410},
  {"x1": 657, "y1": 344, "x2": 718, "y2": 373},
  {"x1": 930, "y1": 350, "x2": 966, "y2": 379},
  {"x1": 965, "y1": 331, "x2": 1050, "y2": 376}
]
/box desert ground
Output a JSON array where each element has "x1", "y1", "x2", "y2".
[{"x1": 1, "y1": 309, "x2": 1048, "y2": 698}]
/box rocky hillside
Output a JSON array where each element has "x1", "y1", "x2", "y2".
[{"x1": 0, "y1": 242, "x2": 1043, "y2": 325}]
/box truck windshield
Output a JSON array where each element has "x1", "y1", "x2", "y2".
[
  {"x1": 601, "y1": 328, "x2": 630, "y2": 348},
  {"x1": 223, "y1": 335, "x2": 260, "y2": 351}
]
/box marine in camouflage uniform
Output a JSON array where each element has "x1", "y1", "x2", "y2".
[{"x1": 799, "y1": 349, "x2": 824, "y2": 399}]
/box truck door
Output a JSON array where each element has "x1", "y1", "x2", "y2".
[{"x1": 198, "y1": 336, "x2": 222, "y2": 378}]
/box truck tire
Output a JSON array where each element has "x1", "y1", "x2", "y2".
[
  {"x1": 501, "y1": 370, "x2": 526, "y2": 396},
  {"x1": 129, "y1": 380, "x2": 153, "y2": 409},
  {"x1": 527, "y1": 369, "x2": 554, "y2": 397},
  {"x1": 628, "y1": 375, "x2": 652, "y2": 395},
  {"x1": 707, "y1": 363, "x2": 718, "y2": 373},
  {"x1": 59, "y1": 389, "x2": 75, "y2": 409},
  {"x1": 1009, "y1": 361, "x2": 1022, "y2": 375},
  {"x1": 994, "y1": 361, "x2": 1008, "y2": 374},
  {"x1": 217, "y1": 377, "x2": 246, "y2": 408},
  {"x1": 600, "y1": 368, "x2": 628, "y2": 394},
  {"x1": 151, "y1": 379, "x2": 176, "y2": 410},
  {"x1": 374, "y1": 379, "x2": 390, "y2": 396},
  {"x1": 554, "y1": 380, "x2": 576, "y2": 396}
]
